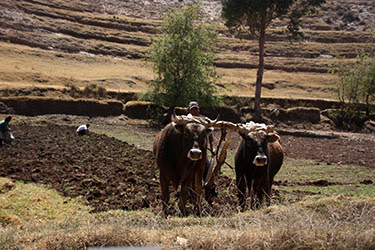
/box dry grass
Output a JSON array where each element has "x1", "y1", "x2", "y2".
[
  {"x1": 219, "y1": 67, "x2": 337, "y2": 99},
  {"x1": 0, "y1": 42, "x2": 153, "y2": 93},
  {"x1": 1, "y1": 177, "x2": 375, "y2": 249},
  {"x1": 0, "y1": 41, "x2": 339, "y2": 101}
]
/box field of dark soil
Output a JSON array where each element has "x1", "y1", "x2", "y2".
[
  {"x1": 1, "y1": 121, "x2": 374, "y2": 215},
  {"x1": 0, "y1": 123, "x2": 158, "y2": 212}
]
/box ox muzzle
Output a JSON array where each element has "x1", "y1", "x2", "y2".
[
  {"x1": 187, "y1": 141, "x2": 203, "y2": 161},
  {"x1": 253, "y1": 148, "x2": 268, "y2": 167}
]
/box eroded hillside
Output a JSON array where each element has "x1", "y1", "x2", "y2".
[{"x1": 0, "y1": 0, "x2": 374, "y2": 100}]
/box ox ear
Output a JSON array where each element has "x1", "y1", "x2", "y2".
[
  {"x1": 267, "y1": 132, "x2": 280, "y2": 143},
  {"x1": 172, "y1": 122, "x2": 184, "y2": 133}
]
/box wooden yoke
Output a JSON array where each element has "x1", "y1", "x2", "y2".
[{"x1": 204, "y1": 121, "x2": 237, "y2": 187}]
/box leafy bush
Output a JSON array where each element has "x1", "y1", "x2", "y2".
[
  {"x1": 329, "y1": 30, "x2": 375, "y2": 129},
  {"x1": 325, "y1": 109, "x2": 368, "y2": 131}
]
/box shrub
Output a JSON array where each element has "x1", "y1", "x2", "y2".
[
  {"x1": 64, "y1": 83, "x2": 81, "y2": 98},
  {"x1": 83, "y1": 84, "x2": 107, "y2": 99}
]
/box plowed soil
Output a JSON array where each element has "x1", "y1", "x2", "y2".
[{"x1": 1, "y1": 120, "x2": 374, "y2": 215}]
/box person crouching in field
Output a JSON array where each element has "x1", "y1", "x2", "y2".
[
  {"x1": 76, "y1": 123, "x2": 90, "y2": 136},
  {"x1": 0, "y1": 116, "x2": 14, "y2": 147}
]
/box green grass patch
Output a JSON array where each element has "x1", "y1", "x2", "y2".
[
  {"x1": 0, "y1": 177, "x2": 91, "y2": 226},
  {"x1": 92, "y1": 125, "x2": 156, "y2": 150},
  {"x1": 218, "y1": 156, "x2": 375, "y2": 205},
  {"x1": 273, "y1": 159, "x2": 375, "y2": 204},
  {"x1": 277, "y1": 158, "x2": 375, "y2": 185}
]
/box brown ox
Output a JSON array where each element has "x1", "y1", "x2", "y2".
[
  {"x1": 234, "y1": 122, "x2": 284, "y2": 211},
  {"x1": 153, "y1": 114, "x2": 217, "y2": 216}
]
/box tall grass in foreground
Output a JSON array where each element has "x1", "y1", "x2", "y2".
[{"x1": 1, "y1": 178, "x2": 374, "y2": 249}]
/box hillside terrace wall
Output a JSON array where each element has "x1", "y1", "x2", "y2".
[
  {"x1": 124, "y1": 101, "x2": 321, "y2": 124},
  {"x1": 122, "y1": 94, "x2": 345, "y2": 111},
  {"x1": 1, "y1": 91, "x2": 371, "y2": 123},
  {"x1": 0, "y1": 87, "x2": 347, "y2": 111},
  {"x1": 223, "y1": 96, "x2": 343, "y2": 110},
  {"x1": 0, "y1": 95, "x2": 327, "y2": 123},
  {"x1": 0, "y1": 97, "x2": 123, "y2": 117}
]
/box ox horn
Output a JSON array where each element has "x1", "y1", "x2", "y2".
[
  {"x1": 192, "y1": 115, "x2": 219, "y2": 127},
  {"x1": 265, "y1": 125, "x2": 275, "y2": 133},
  {"x1": 171, "y1": 113, "x2": 192, "y2": 125},
  {"x1": 237, "y1": 123, "x2": 249, "y2": 135},
  {"x1": 206, "y1": 115, "x2": 219, "y2": 127}
]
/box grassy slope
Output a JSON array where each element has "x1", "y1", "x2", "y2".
[{"x1": 0, "y1": 0, "x2": 373, "y2": 101}]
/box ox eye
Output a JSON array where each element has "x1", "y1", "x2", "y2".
[{"x1": 184, "y1": 131, "x2": 190, "y2": 138}]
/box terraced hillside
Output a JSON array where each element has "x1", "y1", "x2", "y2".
[{"x1": 0, "y1": 0, "x2": 374, "y2": 101}]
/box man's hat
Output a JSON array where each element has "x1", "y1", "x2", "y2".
[{"x1": 189, "y1": 101, "x2": 199, "y2": 109}]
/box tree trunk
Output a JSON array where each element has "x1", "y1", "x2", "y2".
[{"x1": 254, "y1": 27, "x2": 266, "y2": 122}]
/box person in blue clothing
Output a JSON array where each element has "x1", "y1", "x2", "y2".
[{"x1": 0, "y1": 116, "x2": 13, "y2": 147}]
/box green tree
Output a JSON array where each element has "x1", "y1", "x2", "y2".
[
  {"x1": 330, "y1": 45, "x2": 375, "y2": 127},
  {"x1": 364, "y1": 59, "x2": 375, "y2": 116},
  {"x1": 221, "y1": 0, "x2": 325, "y2": 121},
  {"x1": 362, "y1": 32, "x2": 375, "y2": 117},
  {"x1": 331, "y1": 53, "x2": 367, "y2": 126},
  {"x1": 144, "y1": 4, "x2": 220, "y2": 110}
]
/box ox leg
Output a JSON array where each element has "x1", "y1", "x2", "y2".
[
  {"x1": 159, "y1": 172, "x2": 170, "y2": 217},
  {"x1": 236, "y1": 175, "x2": 247, "y2": 212},
  {"x1": 204, "y1": 184, "x2": 218, "y2": 207},
  {"x1": 253, "y1": 178, "x2": 266, "y2": 209},
  {"x1": 249, "y1": 179, "x2": 257, "y2": 210},
  {"x1": 192, "y1": 172, "x2": 203, "y2": 216},
  {"x1": 265, "y1": 177, "x2": 273, "y2": 206},
  {"x1": 179, "y1": 182, "x2": 189, "y2": 217}
]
